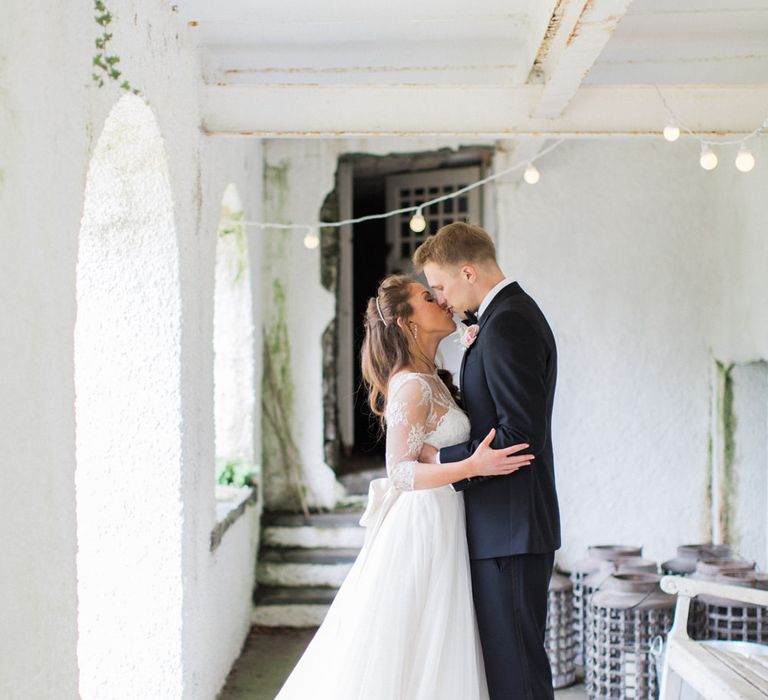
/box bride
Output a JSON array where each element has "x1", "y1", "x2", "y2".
[{"x1": 274, "y1": 274, "x2": 534, "y2": 700}]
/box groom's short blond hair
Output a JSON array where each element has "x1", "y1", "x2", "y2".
[{"x1": 412, "y1": 221, "x2": 497, "y2": 272}]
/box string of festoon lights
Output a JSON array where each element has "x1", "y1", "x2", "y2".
[
  {"x1": 226, "y1": 88, "x2": 767, "y2": 249},
  {"x1": 225, "y1": 138, "x2": 566, "y2": 250},
  {"x1": 655, "y1": 84, "x2": 767, "y2": 173}
]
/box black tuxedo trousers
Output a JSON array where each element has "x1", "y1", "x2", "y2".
[{"x1": 440, "y1": 281, "x2": 561, "y2": 699}]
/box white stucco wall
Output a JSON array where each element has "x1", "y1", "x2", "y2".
[
  {"x1": 189, "y1": 135, "x2": 265, "y2": 699},
  {"x1": 493, "y1": 138, "x2": 767, "y2": 568},
  {"x1": 214, "y1": 184, "x2": 256, "y2": 467},
  {"x1": 709, "y1": 138, "x2": 768, "y2": 363},
  {"x1": 0, "y1": 3, "x2": 264, "y2": 698}
]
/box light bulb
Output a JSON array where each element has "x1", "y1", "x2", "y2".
[
  {"x1": 699, "y1": 145, "x2": 718, "y2": 171},
  {"x1": 663, "y1": 124, "x2": 680, "y2": 142},
  {"x1": 735, "y1": 147, "x2": 755, "y2": 173},
  {"x1": 523, "y1": 163, "x2": 540, "y2": 185},
  {"x1": 409, "y1": 210, "x2": 427, "y2": 233},
  {"x1": 303, "y1": 229, "x2": 320, "y2": 249}
]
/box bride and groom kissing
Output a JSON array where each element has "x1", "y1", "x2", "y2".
[{"x1": 277, "y1": 222, "x2": 561, "y2": 699}]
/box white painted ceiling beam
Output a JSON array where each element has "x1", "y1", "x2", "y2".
[
  {"x1": 531, "y1": 0, "x2": 635, "y2": 118},
  {"x1": 202, "y1": 83, "x2": 768, "y2": 137}
]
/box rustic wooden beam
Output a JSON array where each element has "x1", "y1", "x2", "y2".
[
  {"x1": 530, "y1": 0, "x2": 635, "y2": 119},
  {"x1": 202, "y1": 83, "x2": 768, "y2": 138}
]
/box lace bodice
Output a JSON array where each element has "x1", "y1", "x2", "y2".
[{"x1": 384, "y1": 371, "x2": 471, "y2": 491}]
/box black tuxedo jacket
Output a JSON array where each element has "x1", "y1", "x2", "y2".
[{"x1": 440, "y1": 281, "x2": 561, "y2": 559}]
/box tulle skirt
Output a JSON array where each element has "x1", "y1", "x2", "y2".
[{"x1": 274, "y1": 485, "x2": 489, "y2": 700}]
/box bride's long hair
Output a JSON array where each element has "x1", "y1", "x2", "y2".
[{"x1": 360, "y1": 274, "x2": 459, "y2": 430}]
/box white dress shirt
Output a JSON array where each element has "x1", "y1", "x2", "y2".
[{"x1": 476, "y1": 277, "x2": 515, "y2": 319}]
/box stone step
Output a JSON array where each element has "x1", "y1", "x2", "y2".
[
  {"x1": 252, "y1": 586, "x2": 337, "y2": 628},
  {"x1": 256, "y1": 547, "x2": 359, "y2": 588},
  {"x1": 264, "y1": 511, "x2": 364, "y2": 528},
  {"x1": 263, "y1": 511, "x2": 366, "y2": 549}
]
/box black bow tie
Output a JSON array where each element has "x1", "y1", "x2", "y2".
[{"x1": 462, "y1": 310, "x2": 478, "y2": 326}]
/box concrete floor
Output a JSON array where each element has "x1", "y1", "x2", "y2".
[{"x1": 218, "y1": 626, "x2": 587, "y2": 699}]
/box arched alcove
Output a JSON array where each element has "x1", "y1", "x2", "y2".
[
  {"x1": 213, "y1": 184, "x2": 256, "y2": 486},
  {"x1": 74, "y1": 94, "x2": 184, "y2": 695}
]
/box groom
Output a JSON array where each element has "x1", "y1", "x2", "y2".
[{"x1": 414, "y1": 222, "x2": 561, "y2": 699}]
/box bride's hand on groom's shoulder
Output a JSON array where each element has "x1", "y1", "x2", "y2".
[{"x1": 468, "y1": 429, "x2": 534, "y2": 478}]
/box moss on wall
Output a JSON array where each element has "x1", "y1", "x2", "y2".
[
  {"x1": 705, "y1": 423, "x2": 713, "y2": 537},
  {"x1": 715, "y1": 360, "x2": 737, "y2": 545},
  {"x1": 264, "y1": 162, "x2": 289, "y2": 256},
  {"x1": 217, "y1": 207, "x2": 247, "y2": 284},
  {"x1": 261, "y1": 278, "x2": 309, "y2": 515},
  {"x1": 260, "y1": 159, "x2": 312, "y2": 514}
]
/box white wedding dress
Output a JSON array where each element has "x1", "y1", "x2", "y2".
[{"x1": 274, "y1": 371, "x2": 489, "y2": 700}]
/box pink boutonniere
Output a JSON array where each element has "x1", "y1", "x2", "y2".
[{"x1": 459, "y1": 324, "x2": 480, "y2": 349}]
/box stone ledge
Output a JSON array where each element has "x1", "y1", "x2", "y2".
[{"x1": 210, "y1": 481, "x2": 260, "y2": 551}]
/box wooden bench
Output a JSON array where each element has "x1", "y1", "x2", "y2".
[{"x1": 660, "y1": 575, "x2": 768, "y2": 699}]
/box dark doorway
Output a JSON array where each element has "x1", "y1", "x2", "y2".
[
  {"x1": 336, "y1": 147, "x2": 493, "y2": 477},
  {"x1": 343, "y1": 176, "x2": 388, "y2": 473}
]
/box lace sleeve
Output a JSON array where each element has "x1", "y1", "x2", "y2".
[{"x1": 385, "y1": 375, "x2": 432, "y2": 491}]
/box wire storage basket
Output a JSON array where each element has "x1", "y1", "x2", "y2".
[
  {"x1": 690, "y1": 561, "x2": 768, "y2": 644},
  {"x1": 545, "y1": 571, "x2": 577, "y2": 689},
  {"x1": 585, "y1": 573, "x2": 675, "y2": 699},
  {"x1": 661, "y1": 543, "x2": 732, "y2": 576},
  {"x1": 583, "y1": 558, "x2": 659, "y2": 605},
  {"x1": 571, "y1": 545, "x2": 643, "y2": 668}
]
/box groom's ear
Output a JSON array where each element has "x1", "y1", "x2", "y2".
[{"x1": 459, "y1": 264, "x2": 478, "y2": 284}]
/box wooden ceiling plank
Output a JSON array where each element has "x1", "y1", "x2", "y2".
[{"x1": 530, "y1": 0, "x2": 635, "y2": 119}]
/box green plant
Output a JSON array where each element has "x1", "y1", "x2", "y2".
[
  {"x1": 216, "y1": 456, "x2": 259, "y2": 488},
  {"x1": 91, "y1": 1, "x2": 140, "y2": 94}
]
